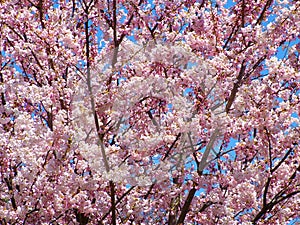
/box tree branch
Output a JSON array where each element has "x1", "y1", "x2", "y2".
[
  {"x1": 198, "y1": 129, "x2": 220, "y2": 173},
  {"x1": 100, "y1": 186, "x2": 135, "y2": 222},
  {"x1": 147, "y1": 110, "x2": 160, "y2": 132},
  {"x1": 225, "y1": 60, "x2": 246, "y2": 113},
  {"x1": 163, "y1": 133, "x2": 181, "y2": 160},
  {"x1": 176, "y1": 188, "x2": 196, "y2": 225}
]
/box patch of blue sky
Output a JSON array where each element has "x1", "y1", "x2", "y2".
[
  {"x1": 195, "y1": 187, "x2": 206, "y2": 197},
  {"x1": 224, "y1": 0, "x2": 236, "y2": 9},
  {"x1": 183, "y1": 87, "x2": 193, "y2": 96},
  {"x1": 276, "y1": 39, "x2": 300, "y2": 59},
  {"x1": 167, "y1": 103, "x2": 173, "y2": 111},
  {"x1": 1, "y1": 50, "x2": 7, "y2": 58},
  {"x1": 289, "y1": 218, "x2": 300, "y2": 225},
  {"x1": 261, "y1": 13, "x2": 277, "y2": 32},
  {"x1": 124, "y1": 33, "x2": 136, "y2": 43},
  {"x1": 96, "y1": 27, "x2": 106, "y2": 52},
  {"x1": 224, "y1": 137, "x2": 237, "y2": 160},
  {"x1": 290, "y1": 120, "x2": 299, "y2": 129},
  {"x1": 52, "y1": 0, "x2": 60, "y2": 9},
  {"x1": 151, "y1": 154, "x2": 162, "y2": 165},
  {"x1": 2, "y1": 53, "x2": 31, "y2": 80}
]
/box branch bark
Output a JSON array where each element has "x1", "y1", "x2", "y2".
[
  {"x1": 198, "y1": 129, "x2": 220, "y2": 173},
  {"x1": 176, "y1": 188, "x2": 196, "y2": 225},
  {"x1": 225, "y1": 60, "x2": 246, "y2": 113},
  {"x1": 84, "y1": 5, "x2": 114, "y2": 224}
]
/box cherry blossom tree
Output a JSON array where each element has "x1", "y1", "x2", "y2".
[{"x1": 0, "y1": 0, "x2": 300, "y2": 224}]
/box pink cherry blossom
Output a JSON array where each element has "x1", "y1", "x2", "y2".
[{"x1": 0, "y1": 0, "x2": 300, "y2": 224}]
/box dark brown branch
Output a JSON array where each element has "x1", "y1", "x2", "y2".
[
  {"x1": 255, "y1": 0, "x2": 273, "y2": 26},
  {"x1": 253, "y1": 189, "x2": 300, "y2": 224},
  {"x1": 87, "y1": 0, "x2": 95, "y2": 9},
  {"x1": 270, "y1": 148, "x2": 293, "y2": 173},
  {"x1": 23, "y1": 201, "x2": 39, "y2": 225},
  {"x1": 112, "y1": 0, "x2": 117, "y2": 47},
  {"x1": 225, "y1": 60, "x2": 246, "y2": 113},
  {"x1": 254, "y1": 163, "x2": 300, "y2": 224},
  {"x1": 264, "y1": 127, "x2": 273, "y2": 171},
  {"x1": 247, "y1": 56, "x2": 266, "y2": 76},
  {"x1": 28, "y1": 48, "x2": 44, "y2": 70},
  {"x1": 176, "y1": 188, "x2": 196, "y2": 225},
  {"x1": 274, "y1": 190, "x2": 300, "y2": 205},
  {"x1": 223, "y1": 24, "x2": 237, "y2": 50},
  {"x1": 100, "y1": 186, "x2": 135, "y2": 222},
  {"x1": 4, "y1": 177, "x2": 17, "y2": 210},
  {"x1": 163, "y1": 133, "x2": 181, "y2": 160},
  {"x1": 37, "y1": 0, "x2": 45, "y2": 29},
  {"x1": 81, "y1": 0, "x2": 88, "y2": 12},
  {"x1": 144, "y1": 183, "x2": 155, "y2": 199},
  {"x1": 263, "y1": 177, "x2": 271, "y2": 207},
  {"x1": 0, "y1": 72, "x2": 6, "y2": 106},
  {"x1": 193, "y1": 151, "x2": 201, "y2": 176},
  {"x1": 4, "y1": 24, "x2": 25, "y2": 42},
  {"x1": 75, "y1": 208, "x2": 89, "y2": 225},
  {"x1": 241, "y1": 0, "x2": 245, "y2": 27},
  {"x1": 287, "y1": 165, "x2": 300, "y2": 186},
  {"x1": 110, "y1": 180, "x2": 117, "y2": 225},
  {"x1": 199, "y1": 201, "x2": 214, "y2": 212}
]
